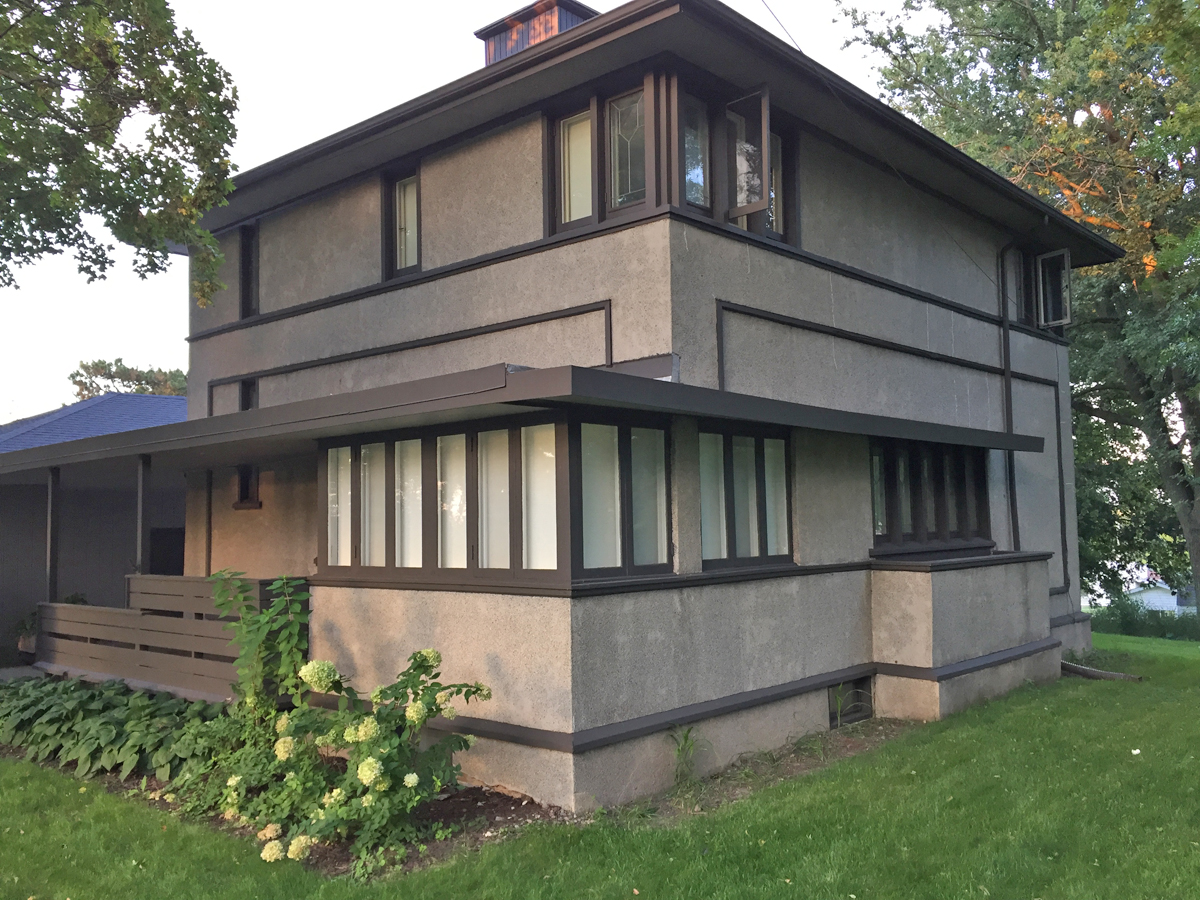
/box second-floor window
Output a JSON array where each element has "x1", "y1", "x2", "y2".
[
  {"x1": 682, "y1": 94, "x2": 710, "y2": 207},
  {"x1": 393, "y1": 176, "x2": 419, "y2": 272},
  {"x1": 608, "y1": 90, "x2": 646, "y2": 209},
  {"x1": 560, "y1": 110, "x2": 593, "y2": 224}
]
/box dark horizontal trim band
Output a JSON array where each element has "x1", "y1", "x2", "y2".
[
  {"x1": 1050, "y1": 611, "x2": 1091, "y2": 628},
  {"x1": 206, "y1": 301, "x2": 613, "y2": 389},
  {"x1": 872, "y1": 550, "x2": 1053, "y2": 573},
  {"x1": 426, "y1": 636, "x2": 1061, "y2": 753},
  {"x1": 876, "y1": 636, "x2": 1061, "y2": 683},
  {"x1": 1049, "y1": 585, "x2": 1071, "y2": 596}
]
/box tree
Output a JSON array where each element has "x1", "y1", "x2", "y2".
[
  {"x1": 69, "y1": 357, "x2": 186, "y2": 399},
  {"x1": 1, "y1": 0, "x2": 237, "y2": 305},
  {"x1": 842, "y1": 0, "x2": 1200, "y2": 597}
]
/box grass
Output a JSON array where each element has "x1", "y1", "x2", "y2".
[{"x1": 2, "y1": 633, "x2": 1199, "y2": 899}]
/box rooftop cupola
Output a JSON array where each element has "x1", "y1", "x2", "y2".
[{"x1": 474, "y1": 0, "x2": 599, "y2": 65}]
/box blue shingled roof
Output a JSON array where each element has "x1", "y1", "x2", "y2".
[{"x1": 0, "y1": 393, "x2": 188, "y2": 453}]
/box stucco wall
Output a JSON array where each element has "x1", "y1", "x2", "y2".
[
  {"x1": 207, "y1": 457, "x2": 318, "y2": 579},
  {"x1": 798, "y1": 133, "x2": 1004, "y2": 314},
  {"x1": 309, "y1": 587, "x2": 573, "y2": 733},
  {"x1": 569, "y1": 571, "x2": 873, "y2": 731},
  {"x1": 420, "y1": 116, "x2": 545, "y2": 269},
  {"x1": 257, "y1": 178, "x2": 381, "y2": 314},
  {"x1": 1010, "y1": 378, "x2": 1067, "y2": 593},
  {"x1": 189, "y1": 220, "x2": 672, "y2": 412},
  {"x1": 792, "y1": 429, "x2": 873, "y2": 565}
]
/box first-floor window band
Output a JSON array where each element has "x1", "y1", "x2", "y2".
[
  {"x1": 581, "y1": 423, "x2": 621, "y2": 569},
  {"x1": 871, "y1": 446, "x2": 887, "y2": 537},
  {"x1": 699, "y1": 432, "x2": 727, "y2": 560},
  {"x1": 897, "y1": 452, "x2": 913, "y2": 536},
  {"x1": 327, "y1": 447, "x2": 352, "y2": 566},
  {"x1": 630, "y1": 427, "x2": 668, "y2": 566},
  {"x1": 731, "y1": 435, "x2": 759, "y2": 557},
  {"x1": 522, "y1": 424, "x2": 557, "y2": 570},
  {"x1": 477, "y1": 429, "x2": 510, "y2": 569},
  {"x1": 360, "y1": 442, "x2": 386, "y2": 566},
  {"x1": 764, "y1": 438, "x2": 788, "y2": 556},
  {"x1": 395, "y1": 439, "x2": 422, "y2": 567},
  {"x1": 438, "y1": 434, "x2": 467, "y2": 568}
]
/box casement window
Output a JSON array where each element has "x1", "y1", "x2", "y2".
[
  {"x1": 1036, "y1": 249, "x2": 1071, "y2": 327},
  {"x1": 321, "y1": 420, "x2": 562, "y2": 582},
  {"x1": 698, "y1": 430, "x2": 790, "y2": 567},
  {"x1": 391, "y1": 175, "x2": 419, "y2": 273},
  {"x1": 682, "y1": 94, "x2": 710, "y2": 208},
  {"x1": 725, "y1": 88, "x2": 770, "y2": 221},
  {"x1": 765, "y1": 132, "x2": 784, "y2": 236},
  {"x1": 559, "y1": 110, "x2": 593, "y2": 224},
  {"x1": 608, "y1": 90, "x2": 646, "y2": 209},
  {"x1": 238, "y1": 378, "x2": 258, "y2": 412},
  {"x1": 870, "y1": 440, "x2": 991, "y2": 554},
  {"x1": 238, "y1": 223, "x2": 259, "y2": 319},
  {"x1": 574, "y1": 421, "x2": 671, "y2": 575},
  {"x1": 233, "y1": 465, "x2": 261, "y2": 510}
]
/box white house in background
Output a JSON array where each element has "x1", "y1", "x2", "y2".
[{"x1": 1129, "y1": 580, "x2": 1196, "y2": 614}]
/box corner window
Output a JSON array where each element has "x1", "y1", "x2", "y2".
[
  {"x1": 393, "y1": 176, "x2": 419, "y2": 272},
  {"x1": 1036, "y1": 249, "x2": 1071, "y2": 327},
  {"x1": 559, "y1": 110, "x2": 593, "y2": 224},
  {"x1": 726, "y1": 88, "x2": 769, "y2": 220},
  {"x1": 870, "y1": 440, "x2": 990, "y2": 554},
  {"x1": 608, "y1": 91, "x2": 646, "y2": 209},
  {"x1": 577, "y1": 421, "x2": 670, "y2": 574},
  {"x1": 682, "y1": 95, "x2": 710, "y2": 207},
  {"x1": 699, "y1": 431, "x2": 790, "y2": 566}
]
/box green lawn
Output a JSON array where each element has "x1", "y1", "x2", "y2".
[{"x1": 2, "y1": 633, "x2": 1199, "y2": 899}]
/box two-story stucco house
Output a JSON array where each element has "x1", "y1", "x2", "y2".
[{"x1": 0, "y1": 0, "x2": 1121, "y2": 810}]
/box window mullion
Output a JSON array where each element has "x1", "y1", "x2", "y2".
[
  {"x1": 509, "y1": 428, "x2": 522, "y2": 573},
  {"x1": 465, "y1": 432, "x2": 479, "y2": 571},
  {"x1": 723, "y1": 434, "x2": 736, "y2": 558},
  {"x1": 755, "y1": 438, "x2": 769, "y2": 557},
  {"x1": 384, "y1": 441, "x2": 396, "y2": 569},
  {"x1": 421, "y1": 437, "x2": 437, "y2": 569},
  {"x1": 349, "y1": 443, "x2": 362, "y2": 568},
  {"x1": 618, "y1": 426, "x2": 634, "y2": 573}
]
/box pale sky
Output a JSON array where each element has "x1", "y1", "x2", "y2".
[{"x1": 0, "y1": 0, "x2": 892, "y2": 424}]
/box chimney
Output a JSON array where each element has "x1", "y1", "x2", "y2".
[{"x1": 475, "y1": 0, "x2": 600, "y2": 66}]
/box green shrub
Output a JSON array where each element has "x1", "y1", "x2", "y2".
[
  {"x1": 1091, "y1": 593, "x2": 1200, "y2": 640},
  {"x1": 0, "y1": 676, "x2": 223, "y2": 779}
]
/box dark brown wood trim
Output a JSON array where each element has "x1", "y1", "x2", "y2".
[
  {"x1": 871, "y1": 549, "x2": 1053, "y2": 573},
  {"x1": 1049, "y1": 585, "x2": 1071, "y2": 596},
  {"x1": 206, "y1": 301, "x2": 613, "y2": 390},
  {"x1": 1050, "y1": 611, "x2": 1090, "y2": 627},
  {"x1": 45, "y1": 466, "x2": 59, "y2": 604},
  {"x1": 876, "y1": 636, "x2": 1061, "y2": 683}
]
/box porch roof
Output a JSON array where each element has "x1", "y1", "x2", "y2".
[{"x1": 0, "y1": 364, "x2": 1043, "y2": 483}]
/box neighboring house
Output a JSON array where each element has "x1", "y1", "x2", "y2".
[
  {"x1": 0, "y1": 394, "x2": 187, "y2": 664},
  {"x1": 1129, "y1": 580, "x2": 1195, "y2": 614},
  {"x1": 0, "y1": 0, "x2": 1121, "y2": 809}
]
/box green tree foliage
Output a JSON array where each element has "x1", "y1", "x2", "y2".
[
  {"x1": 842, "y1": 0, "x2": 1200, "y2": 596},
  {"x1": 69, "y1": 357, "x2": 186, "y2": 399},
  {"x1": 1, "y1": 0, "x2": 237, "y2": 305}
]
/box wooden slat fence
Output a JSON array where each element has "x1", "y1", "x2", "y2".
[{"x1": 36, "y1": 575, "x2": 297, "y2": 702}]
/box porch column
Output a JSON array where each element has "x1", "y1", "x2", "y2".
[
  {"x1": 45, "y1": 466, "x2": 60, "y2": 603},
  {"x1": 136, "y1": 454, "x2": 151, "y2": 574}
]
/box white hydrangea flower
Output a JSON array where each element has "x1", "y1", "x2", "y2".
[
  {"x1": 287, "y1": 835, "x2": 317, "y2": 860},
  {"x1": 442, "y1": 704, "x2": 458, "y2": 720},
  {"x1": 322, "y1": 788, "x2": 346, "y2": 808},
  {"x1": 464, "y1": 734, "x2": 478, "y2": 749},
  {"x1": 357, "y1": 716, "x2": 380, "y2": 742},
  {"x1": 256, "y1": 823, "x2": 281, "y2": 841},
  {"x1": 260, "y1": 840, "x2": 284, "y2": 862},
  {"x1": 343, "y1": 724, "x2": 360, "y2": 744},
  {"x1": 405, "y1": 700, "x2": 427, "y2": 726},
  {"x1": 298, "y1": 660, "x2": 339, "y2": 694},
  {"x1": 273, "y1": 736, "x2": 295, "y2": 762},
  {"x1": 403, "y1": 772, "x2": 420, "y2": 789},
  {"x1": 357, "y1": 757, "x2": 383, "y2": 787},
  {"x1": 274, "y1": 713, "x2": 289, "y2": 734},
  {"x1": 418, "y1": 649, "x2": 442, "y2": 668},
  {"x1": 473, "y1": 682, "x2": 492, "y2": 701},
  {"x1": 226, "y1": 775, "x2": 242, "y2": 788},
  {"x1": 361, "y1": 793, "x2": 375, "y2": 807}
]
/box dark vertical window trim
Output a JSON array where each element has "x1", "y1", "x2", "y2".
[
  {"x1": 790, "y1": 129, "x2": 802, "y2": 250},
  {"x1": 350, "y1": 444, "x2": 362, "y2": 566},
  {"x1": 239, "y1": 378, "x2": 258, "y2": 411},
  {"x1": 238, "y1": 223, "x2": 259, "y2": 319},
  {"x1": 642, "y1": 71, "x2": 658, "y2": 213},
  {"x1": 383, "y1": 169, "x2": 421, "y2": 279},
  {"x1": 554, "y1": 421, "x2": 573, "y2": 577},
  {"x1": 664, "y1": 72, "x2": 680, "y2": 209},
  {"x1": 384, "y1": 441, "x2": 397, "y2": 569},
  {"x1": 541, "y1": 114, "x2": 555, "y2": 239},
  {"x1": 204, "y1": 469, "x2": 214, "y2": 576},
  {"x1": 420, "y1": 437, "x2": 438, "y2": 570},
  {"x1": 316, "y1": 453, "x2": 329, "y2": 569},
  {"x1": 508, "y1": 427, "x2": 524, "y2": 574},
  {"x1": 590, "y1": 94, "x2": 604, "y2": 225},
  {"x1": 710, "y1": 97, "x2": 730, "y2": 224},
  {"x1": 465, "y1": 431, "x2": 480, "y2": 569}
]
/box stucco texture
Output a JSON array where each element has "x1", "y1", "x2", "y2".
[
  {"x1": 420, "y1": 116, "x2": 545, "y2": 269},
  {"x1": 792, "y1": 429, "x2": 873, "y2": 565}
]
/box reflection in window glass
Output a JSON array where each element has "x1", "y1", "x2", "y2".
[
  {"x1": 1038, "y1": 251, "x2": 1070, "y2": 326},
  {"x1": 921, "y1": 453, "x2": 937, "y2": 535},
  {"x1": 699, "y1": 432, "x2": 727, "y2": 560},
  {"x1": 477, "y1": 430, "x2": 510, "y2": 569},
  {"x1": 437, "y1": 434, "x2": 467, "y2": 568},
  {"x1": 870, "y1": 447, "x2": 887, "y2": 537},
  {"x1": 327, "y1": 447, "x2": 352, "y2": 566},
  {"x1": 522, "y1": 424, "x2": 557, "y2": 570},
  {"x1": 682, "y1": 95, "x2": 709, "y2": 206},
  {"x1": 764, "y1": 438, "x2": 788, "y2": 556},
  {"x1": 395, "y1": 177, "x2": 418, "y2": 270},
  {"x1": 630, "y1": 428, "x2": 668, "y2": 566},
  {"x1": 560, "y1": 111, "x2": 592, "y2": 223},
  {"x1": 395, "y1": 439, "x2": 422, "y2": 568},
  {"x1": 608, "y1": 92, "x2": 646, "y2": 208},
  {"x1": 766, "y1": 132, "x2": 784, "y2": 234},
  {"x1": 581, "y1": 424, "x2": 621, "y2": 568},
  {"x1": 731, "y1": 436, "x2": 759, "y2": 557},
  {"x1": 897, "y1": 453, "x2": 913, "y2": 536},
  {"x1": 726, "y1": 92, "x2": 764, "y2": 211},
  {"x1": 360, "y1": 442, "x2": 386, "y2": 566},
  {"x1": 943, "y1": 451, "x2": 959, "y2": 533}
]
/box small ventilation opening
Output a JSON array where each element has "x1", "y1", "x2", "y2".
[
  {"x1": 828, "y1": 676, "x2": 874, "y2": 728},
  {"x1": 475, "y1": 0, "x2": 599, "y2": 66}
]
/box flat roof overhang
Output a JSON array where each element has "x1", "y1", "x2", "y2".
[
  {"x1": 0, "y1": 364, "x2": 1043, "y2": 485},
  {"x1": 197, "y1": 0, "x2": 1123, "y2": 267}
]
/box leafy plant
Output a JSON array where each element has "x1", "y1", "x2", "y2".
[
  {"x1": 830, "y1": 683, "x2": 874, "y2": 729},
  {"x1": 669, "y1": 725, "x2": 711, "y2": 786},
  {"x1": 1091, "y1": 596, "x2": 1200, "y2": 641}
]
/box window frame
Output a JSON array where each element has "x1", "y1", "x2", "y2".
[
  {"x1": 696, "y1": 422, "x2": 792, "y2": 571},
  {"x1": 567, "y1": 411, "x2": 674, "y2": 580},
  {"x1": 555, "y1": 104, "x2": 597, "y2": 232},
  {"x1": 1036, "y1": 248, "x2": 1072, "y2": 328},
  {"x1": 605, "y1": 87, "x2": 649, "y2": 214},
  {"x1": 238, "y1": 223, "x2": 259, "y2": 319},
  {"x1": 869, "y1": 439, "x2": 992, "y2": 557},
  {"x1": 316, "y1": 412, "x2": 570, "y2": 590},
  {"x1": 382, "y1": 171, "x2": 421, "y2": 279}
]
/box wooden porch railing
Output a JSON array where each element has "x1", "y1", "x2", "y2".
[{"x1": 36, "y1": 575, "x2": 293, "y2": 702}]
